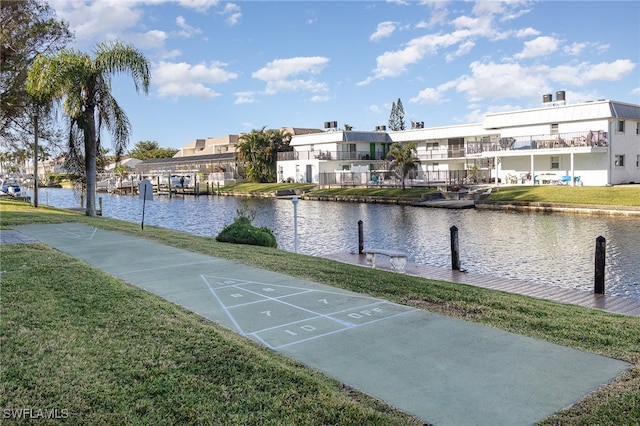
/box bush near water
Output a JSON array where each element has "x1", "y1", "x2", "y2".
[{"x1": 215, "y1": 214, "x2": 277, "y2": 248}]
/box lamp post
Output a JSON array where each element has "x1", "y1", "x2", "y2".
[{"x1": 291, "y1": 196, "x2": 299, "y2": 253}]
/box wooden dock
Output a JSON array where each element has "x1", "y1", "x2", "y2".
[{"x1": 322, "y1": 252, "x2": 640, "y2": 317}]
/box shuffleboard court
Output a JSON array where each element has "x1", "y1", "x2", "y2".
[{"x1": 16, "y1": 223, "x2": 631, "y2": 426}]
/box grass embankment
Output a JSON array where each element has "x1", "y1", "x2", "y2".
[
  {"x1": 485, "y1": 185, "x2": 640, "y2": 207},
  {"x1": 218, "y1": 182, "x2": 316, "y2": 194},
  {"x1": 2, "y1": 199, "x2": 639, "y2": 424}
]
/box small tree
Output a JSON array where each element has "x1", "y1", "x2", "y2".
[
  {"x1": 386, "y1": 142, "x2": 420, "y2": 190},
  {"x1": 216, "y1": 209, "x2": 277, "y2": 248},
  {"x1": 127, "y1": 140, "x2": 178, "y2": 160},
  {"x1": 388, "y1": 101, "x2": 397, "y2": 130},
  {"x1": 387, "y1": 98, "x2": 406, "y2": 131}
]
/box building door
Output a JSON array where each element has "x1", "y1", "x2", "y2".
[{"x1": 305, "y1": 165, "x2": 312, "y2": 183}]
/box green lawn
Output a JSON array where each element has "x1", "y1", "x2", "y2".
[
  {"x1": 485, "y1": 185, "x2": 640, "y2": 206},
  {"x1": 2, "y1": 199, "x2": 639, "y2": 424},
  {"x1": 221, "y1": 183, "x2": 433, "y2": 199},
  {"x1": 219, "y1": 182, "x2": 316, "y2": 194}
]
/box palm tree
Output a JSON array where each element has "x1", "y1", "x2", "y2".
[
  {"x1": 26, "y1": 41, "x2": 150, "y2": 216},
  {"x1": 237, "y1": 128, "x2": 292, "y2": 183},
  {"x1": 386, "y1": 142, "x2": 420, "y2": 190}
]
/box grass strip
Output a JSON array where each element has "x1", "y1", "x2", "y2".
[
  {"x1": 484, "y1": 185, "x2": 640, "y2": 207},
  {"x1": 2, "y1": 199, "x2": 639, "y2": 424}
]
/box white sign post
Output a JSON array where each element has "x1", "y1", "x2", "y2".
[
  {"x1": 139, "y1": 179, "x2": 154, "y2": 229},
  {"x1": 291, "y1": 196, "x2": 299, "y2": 253}
]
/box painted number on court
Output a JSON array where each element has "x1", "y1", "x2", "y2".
[
  {"x1": 348, "y1": 307, "x2": 383, "y2": 319},
  {"x1": 284, "y1": 324, "x2": 316, "y2": 336}
]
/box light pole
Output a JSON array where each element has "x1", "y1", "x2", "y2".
[{"x1": 291, "y1": 196, "x2": 299, "y2": 253}]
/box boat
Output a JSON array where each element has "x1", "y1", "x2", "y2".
[{"x1": 1, "y1": 181, "x2": 22, "y2": 197}]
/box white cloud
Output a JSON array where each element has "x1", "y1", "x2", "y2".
[
  {"x1": 420, "y1": 57, "x2": 637, "y2": 107},
  {"x1": 579, "y1": 59, "x2": 636, "y2": 83},
  {"x1": 154, "y1": 61, "x2": 238, "y2": 98},
  {"x1": 370, "y1": 21, "x2": 398, "y2": 42},
  {"x1": 360, "y1": 1, "x2": 523, "y2": 85},
  {"x1": 177, "y1": 0, "x2": 220, "y2": 13},
  {"x1": 221, "y1": 3, "x2": 242, "y2": 26},
  {"x1": 234, "y1": 91, "x2": 258, "y2": 104},
  {"x1": 252, "y1": 57, "x2": 330, "y2": 95},
  {"x1": 310, "y1": 95, "x2": 332, "y2": 102},
  {"x1": 417, "y1": 1, "x2": 449, "y2": 27},
  {"x1": 563, "y1": 42, "x2": 609, "y2": 56},
  {"x1": 514, "y1": 36, "x2": 560, "y2": 59},
  {"x1": 454, "y1": 61, "x2": 547, "y2": 101},
  {"x1": 632, "y1": 87, "x2": 640, "y2": 95},
  {"x1": 515, "y1": 27, "x2": 540, "y2": 38},
  {"x1": 367, "y1": 104, "x2": 383, "y2": 114},
  {"x1": 50, "y1": 0, "x2": 228, "y2": 49},
  {"x1": 409, "y1": 87, "x2": 442, "y2": 104},
  {"x1": 563, "y1": 42, "x2": 588, "y2": 56},
  {"x1": 175, "y1": 16, "x2": 202, "y2": 37},
  {"x1": 50, "y1": 0, "x2": 143, "y2": 45},
  {"x1": 127, "y1": 30, "x2": 168, "y2": 50},
  {"x1": 359, "y1": 29, "x2": 477, "y2": 85},
  {"x1": 445, "y1": 40, "x2": 475, "y2": 62}
]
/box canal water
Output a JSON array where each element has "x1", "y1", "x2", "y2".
[{"x1": 29, "y1": 188, "x2": 640, "y2": 301}]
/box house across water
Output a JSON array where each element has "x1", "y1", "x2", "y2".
[
  {"x1": 133, "y1": 95, "x2": 639, "y2": 188},
  {"x1": 278, "y1": 95, "x2": 640, "y2": 187}
]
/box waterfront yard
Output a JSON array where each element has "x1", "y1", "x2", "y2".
[
  {"x1": 484, "y1": 185, "x2": 640, "y2": 207},
  {"x1": 1, "y1": 199, "x2": 639, "y2": 424},
  {"x1": 221, "y1": 182, "x2": 640, "y2": 206}
]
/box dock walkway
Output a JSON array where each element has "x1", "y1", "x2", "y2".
[{"x1": 322, "y1": 252, "x2": 640, "y2": 317}]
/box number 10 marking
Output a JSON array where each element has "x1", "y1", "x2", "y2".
[{"x1": 284, "y1": 325, "x2": 316, "y2": 336}]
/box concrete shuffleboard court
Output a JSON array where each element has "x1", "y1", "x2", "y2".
[{"x1": 17, "y1": 223, "x2": 631, "y2": 426}]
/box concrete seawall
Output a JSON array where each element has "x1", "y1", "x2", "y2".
[{"x1": 476, "y1": 200, "x2": 640, "y2": 216}]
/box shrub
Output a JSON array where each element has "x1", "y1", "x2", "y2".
[{"x1": 215, "y1": 214, "x2": 277, "y2": 248}]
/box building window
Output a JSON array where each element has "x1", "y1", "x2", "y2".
[
  {"x1": 636, "y1": 155, "x2": 640, "y2": 168},
  {"x1": 616, "y1": 120, "x2": 625, "y2": 133},
  {"x1": 636, "y1": 122, "x2": 640, "y2": 135},
  {"x1": 615, "y1": 155, "x2": 625, "y2": 167},
  {"x1": 550, "y1": 156, "x2": 560, "y2": 169},
  {"x1": 551, "y1": 123, "x2": 559, "y2": 135}
]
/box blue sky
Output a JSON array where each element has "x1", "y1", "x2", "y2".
[{"x1": 48, "y1": 0, "x2": 640, "y2": 150}]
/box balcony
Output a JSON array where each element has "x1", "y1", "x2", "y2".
[
  {"x1": 467, "y1": 130, "x2": 608, "y2": 155},
  {"x1": 417, "y1": 148, "x2": 466, "y2": 160},
  {"x1": 277, "y1": 150, "x2": 387, "y2": 161}
]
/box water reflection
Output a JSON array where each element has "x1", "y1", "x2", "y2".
[{"x1": 30, "y1": 188, "x2": 640, "y2": 300}]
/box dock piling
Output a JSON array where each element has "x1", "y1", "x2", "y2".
[
  {"x1": 450, "y1": 225, "x2": 460, "y2": 271},
  {"x1": 594, "y1": 236, "x2": 606, "y2": 294}
]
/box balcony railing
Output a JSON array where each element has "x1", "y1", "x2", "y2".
[
  {"x1": 278, "y1": 130, "x2": 609, "y2": 162},
  {"x1": 278, "y1": 150, "x2": 387, "y2": 161},
  {"x1": 417, "y1": 148, "x2": 466, "y2": 160},
  {"x1": 467, "y1": 130, "x2": 608, "y2": 155}
]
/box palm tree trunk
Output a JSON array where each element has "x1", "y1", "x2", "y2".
[{"x1": 84, "y1": 106, "x2": 97, "y2": 217}]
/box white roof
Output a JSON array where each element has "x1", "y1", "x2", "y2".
[
  {"x1": 390, "y1": 123, "x2": 491, "y2": 142},
  {"x1": 290, "y1": 130, "x2": 391, "y2": 146},
  {"x1": 483, "y1": 100, "x2": 640, "y2": 129},
  {"x1": 105, "y1": 158, "x2": 142, "y2": 171}
]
